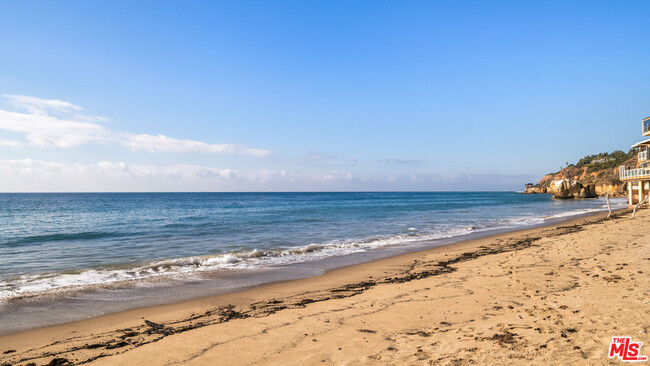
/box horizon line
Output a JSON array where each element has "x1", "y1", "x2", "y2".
[{"x1": 0, "y1": 190, "x2": 520, "y2": 194}]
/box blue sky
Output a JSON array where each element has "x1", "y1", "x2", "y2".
[{"x1": 0, "y1": 0, "x2": 648, "y2": 191}]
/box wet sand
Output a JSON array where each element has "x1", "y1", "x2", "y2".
[{"x1": 1, "y1": 208, "x2": 648, "y2": 365}]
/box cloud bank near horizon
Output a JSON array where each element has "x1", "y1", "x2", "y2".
[
  {"x1": 0, "y1": 95, "x2": 270, "y2": 156},
  {"x1": 0, "y1": 158, "x2": 537, "y2": 192}
]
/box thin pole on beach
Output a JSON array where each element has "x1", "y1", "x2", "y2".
[
  {"x1": 606, "y1": 194, "x2": 613, "y2": 220},
  {"x1": 632, "y1": 191, "x2": 650, "y2": 219}
]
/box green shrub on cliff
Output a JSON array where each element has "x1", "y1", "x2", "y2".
[{"x1": 575, "y1": 149, "x2": 636, "y2": 169}]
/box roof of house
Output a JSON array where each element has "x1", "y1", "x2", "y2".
[{"x1": 633, "y1": 138, "x2": 650, "y2": 148}]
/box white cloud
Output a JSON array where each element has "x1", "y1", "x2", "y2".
[
  {"x1": 0, "y1": 159, "x2": 346, "y2": 191},
  {"x1": 122, "y1": 133, "x2": 270, "y2": 156},
  {"x1": 74, "y1": 114, "x2": 111, "y2": 123},
  {"x1": 3, "y1": 94, "x2": 82, "y2": 114},
  {"x1": 0, "y1": 109, "x2": 108, "y2": 148},
  {"x1": 0, "y1": 95, "x2": 270, "y2": 156}
]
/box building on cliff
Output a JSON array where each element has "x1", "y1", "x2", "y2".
[{"x1": 619, "y1": 116, "x2": 650, "y2": 205}]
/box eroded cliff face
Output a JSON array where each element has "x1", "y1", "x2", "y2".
[
  {"x1": 524, "y1": 156, "x2": 634, "y2": 197},
  {"x1": 546, "y1": 179, "x2": 598, "y2": 199},
  {"x1": 594, "y1": 183, "x2": 626, "y2": 197}
]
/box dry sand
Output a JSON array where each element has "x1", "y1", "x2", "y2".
[{"x1": 1, "y1": 209, "x2": 649, "y2": 365}]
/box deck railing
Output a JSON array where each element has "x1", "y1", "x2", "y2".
[{"x1": 620, "y1": 165, "x2": 650, "y2": 180}]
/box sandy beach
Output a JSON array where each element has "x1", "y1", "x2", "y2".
[{"x1": 1, "y1": 208, "x2": 648, "y2": 365}]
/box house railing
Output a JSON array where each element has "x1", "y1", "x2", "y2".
[{"x1": 620, "y1": 165, "x2": 650, "y2": 180}]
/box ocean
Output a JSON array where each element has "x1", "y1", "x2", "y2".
[{"x1": 0, "y1": 192, "x2": 626, "y2": 332}]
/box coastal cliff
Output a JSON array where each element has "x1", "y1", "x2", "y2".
[{"x1": 524, "y1": 150, "x2": 636, "y2": 198}]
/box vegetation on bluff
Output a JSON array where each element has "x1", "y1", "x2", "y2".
[
  {"x1": 574, "y1": 150, "x2": 636, "y2": 170},
  {"x1": 535, "y1": 149, "x2": 637, "y2": 193}
]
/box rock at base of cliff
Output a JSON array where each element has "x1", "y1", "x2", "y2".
[
  {"x1": 549, "y1": 179, "x2": 598, "y2": 199},
  {"x1": 523, "y1": 186, "x2": 547, "y2": 194}
]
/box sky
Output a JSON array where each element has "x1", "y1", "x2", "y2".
[{"x1": 0, "y1": 0, "x2": 648, "y2": 192}]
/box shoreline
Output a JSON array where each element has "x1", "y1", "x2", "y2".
[
  {"x1": 3, "y1": 207, "x2": 647, "y2": 365},
  {"x1": 0, "y1": 207, "x2": 619, "y2": 336}
]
